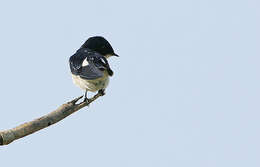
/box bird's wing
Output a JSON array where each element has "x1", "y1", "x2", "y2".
[
  {"x1": 92, "y1": 53, "x2": 114, "y2": 76},
  {"x1": 79, "y1": 62, "x2": 104, "y2": 80},
  {"x1": 69, "y1": 50, "x2": 87, "y2": 75},
  {"x1": 69, "y1": 48, "x2": 106, "y2": 80}
]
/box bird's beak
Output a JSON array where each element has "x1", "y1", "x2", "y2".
[{"x1": 113, "y1": 53, "x2": 119, "y2": 57}]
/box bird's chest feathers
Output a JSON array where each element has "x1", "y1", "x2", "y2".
[
  {"x1": 72, "y1": 58, "x2": 110, "y2": 92},
  {"x1": 72, "y1": 73, "x2": 109, "y2": 92}
]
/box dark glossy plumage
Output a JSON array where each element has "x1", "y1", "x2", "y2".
[
  {"x1": 81, "y1": 36, "x2": 116, "y2": 56},
  {"x1": 69, "y1": 48, "x2": 113, "y2": 80}
]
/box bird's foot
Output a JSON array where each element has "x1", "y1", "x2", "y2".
[
  {"x1": 83, "y1": 97, "x2": 90, "y2": 103},
  {"x1": 98, "y1": 89, "x2": 105, "y2": 96}
]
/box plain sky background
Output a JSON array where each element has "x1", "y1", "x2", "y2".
[{"x1": 0, "y1": 0, "x2": 259, "y2": 166}]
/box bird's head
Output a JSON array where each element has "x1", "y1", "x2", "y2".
[{"x1": 81, "y1": 36, "x2": 119, "y2": 58}]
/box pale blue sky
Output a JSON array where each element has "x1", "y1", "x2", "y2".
[{"x1": 0, "y1": 0, "x2": 259, "y2": 166}]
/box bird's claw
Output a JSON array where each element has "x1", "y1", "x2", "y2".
[
  {"x1": 83, "y1": 97, "x2": 90, "y2": 104},
  {"x1": 98, "y1": 89, "x2": 105, "y2": 96}
]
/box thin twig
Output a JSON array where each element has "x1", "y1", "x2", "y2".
[{"x1": 0, "y1": 92, "x2": 103, "y2": 146}]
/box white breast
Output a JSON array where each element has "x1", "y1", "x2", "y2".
[{"x1": 71, "y1": 73, "x2": 110, "y2": 92}]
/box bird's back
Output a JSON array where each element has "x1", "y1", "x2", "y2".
[{"x1": 69, "y1": 48, "x2": 113, "y2": 80}]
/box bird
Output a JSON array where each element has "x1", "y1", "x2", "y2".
[{"x1": 69, "y1": 36, "x2": 119, "y2": 102}]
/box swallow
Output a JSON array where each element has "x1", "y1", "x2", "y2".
[{"x1": 69, "y1": 36, "x2": 118, "y2": 102}]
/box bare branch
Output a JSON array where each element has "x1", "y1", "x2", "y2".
[{"x1": 0, "y1": 92, "x2": 103, "y2": 146}]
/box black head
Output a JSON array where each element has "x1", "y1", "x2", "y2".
[{"x1": 81, "y1": 36, "x2": 119, "y2": 57}]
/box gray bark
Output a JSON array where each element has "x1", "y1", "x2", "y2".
[{"x1": 0, "y1": 93, "x2": 103, "y2": 146}]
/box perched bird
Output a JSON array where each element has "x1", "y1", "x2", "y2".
[{"x1": 69, "y1": 36, "x2": 119, "y2": 102}]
